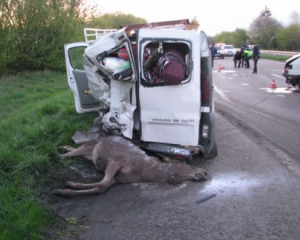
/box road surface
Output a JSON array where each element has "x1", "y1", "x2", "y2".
[{"x1": 51, "y1": 57, "x2": 300, "y2": 240}]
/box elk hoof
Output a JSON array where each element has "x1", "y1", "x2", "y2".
[
  {"x1": 52, "y1": 189, "x2": 64, "y2": 196},
  {"x1": 65, "y1": 181, "x2": 76, "y2": 188}
]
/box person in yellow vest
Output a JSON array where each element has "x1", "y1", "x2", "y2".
[{"x1": 243, "y1": 48, "x2": 252, "y2": 68}]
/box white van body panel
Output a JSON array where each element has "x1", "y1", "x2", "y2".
[{"x1": 137, "y1": 29, "x2": 201, "y2": 145}]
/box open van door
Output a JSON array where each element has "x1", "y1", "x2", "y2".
[{"x1": 64, "y1": 42, "x2": 101, "y2": 113}]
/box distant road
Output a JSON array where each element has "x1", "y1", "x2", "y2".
[{"x1": 213, "y1": 57, "x2": 300, "y2": 160}]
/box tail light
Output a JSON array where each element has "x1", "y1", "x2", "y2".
[
  {"x1": 201, "y1": 57, "x2": 212, "y2": 106},
  {"x1": 202, "y1": 124, "x2": 209, "y2": 138}
]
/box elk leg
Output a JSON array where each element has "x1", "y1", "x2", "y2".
[
  {"x1": 51, "y1": 179, "x2": 118, "y2": 197},
  {"x1": 60, "y1": 145, "x2": 76, "y2": 152},
  {"x1": 52, "y1": 160, "x2": 122, "y2": 197},
  {"x1": 65, "y1": 159, "x2": 122, "y2": 190},
  {"x1": 59, "y1": 142, "x2": 98, "y2": 160}
]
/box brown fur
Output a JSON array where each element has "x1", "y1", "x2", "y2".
[{"x1": 52, "y1": 136, "x2": 208, "y2": 197}]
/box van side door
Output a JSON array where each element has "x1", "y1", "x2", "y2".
[{"x1": 64, "y1": 42, "x2": 100, "y2": 113}]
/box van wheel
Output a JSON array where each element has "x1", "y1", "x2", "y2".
[{"x1": 203, "y1": 140, "x2": 218, "y2": 159}]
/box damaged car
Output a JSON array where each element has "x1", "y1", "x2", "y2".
[
  {"x1": 64, "y1": 19, "x2": 218, "y2": 160},
  {"x1": 282, "y1": 52, "x2": 300, "y2": 89}
]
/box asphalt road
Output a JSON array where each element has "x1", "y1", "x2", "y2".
[
  {"x1": 52, "y1": 57, "x2": 300, "y2": 240},
  {"x1": 213, "y1": 56, "x2": 300, "y2": 160}
]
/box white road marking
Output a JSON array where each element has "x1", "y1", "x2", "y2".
[
  {"x1": 214, "y1": 85, "x2": 231, "y2": 102},
  {"x1": 259, "y1": 87, "x2": 292, "y2": 94},
  {"x1": 271, "y1": 74, "x2": 285, "y2": 79},
  {"x1": 213, "y1": 70, "x2": 236, "y2": 73}
]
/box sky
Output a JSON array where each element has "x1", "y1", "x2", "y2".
[{"x1": 90, "y1": 0, "x2": 300, "y2": 36}]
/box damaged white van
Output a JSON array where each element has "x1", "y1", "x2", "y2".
[{"x1": 64, "y1": 19, "x2": 218, "y2": 160}]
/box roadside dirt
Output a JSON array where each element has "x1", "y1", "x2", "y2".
[{"x1": 36, "y1": 158, "x2": 103, "y2": 239}]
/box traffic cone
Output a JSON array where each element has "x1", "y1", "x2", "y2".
[
  {"x1": 270, "y1": 79, "x2": 277, "y2": 89},
  {"x1": 218, "y1": 64, "x2": 222, "y2": 72}
]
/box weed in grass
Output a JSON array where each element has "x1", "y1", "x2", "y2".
[
  {"x1": 13, "y1": 152, "x2": 51, "y2": 176},
  {"x1": 39, "y1": 103, "x2": 61, "y2": 116},
  {"x1": 65, "y1": 217, "x2": 77, "y2": 225}
]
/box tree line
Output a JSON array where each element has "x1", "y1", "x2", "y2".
[
  {"x1": 0, "y1": 0, "x2": 146, "y2": 76},
  {"x1": 211, "y1": 10, "x2": 300, "y2": 51},
  {"x1": 0, "y1": 1, "x2": 299, "y2": 76}
]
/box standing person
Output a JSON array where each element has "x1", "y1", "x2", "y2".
[
  {"x1": 252, "y1": 43, "x2": 260, "y2": 73},
  {"x1": 243, "y1": 48, "x2": 252, "y2": 68},
  {"x1": 240, "y1": 44, "x2": 246, "y2": 67},
  {"x1": 209, "y1": 43, "x2": 217, "y2": 68},
  {"x1": 233, "y1": 51, "x2": 242, "y2": 68}
]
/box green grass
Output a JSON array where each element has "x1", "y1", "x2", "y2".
[
  {"x1": 261, "y1": 53, "x2": 290, "y2": 62},
  {"x1": 0, "y1": 71, "x2": 98, "y2": 239}
]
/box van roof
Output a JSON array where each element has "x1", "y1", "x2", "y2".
[{"x1": 84, "y1": 19, "x2": 200, "y2": 42}]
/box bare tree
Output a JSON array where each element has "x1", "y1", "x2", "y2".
[
  {"x1": 259, "y1": 5, "x2": 272, "y2": 18},
  {"x1": 248, "y1": 15, "x2": 283, "y2": 49}
]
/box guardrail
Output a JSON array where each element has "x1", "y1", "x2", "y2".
[
  {"x1": 234, "y1": 48, "x2": 299, "y2": 58},
  {"x1": 260, "y1": 50, "x2": 299, "y2": 57}
]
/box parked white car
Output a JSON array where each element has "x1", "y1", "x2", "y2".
[
  {"x1": 222, "y1": 45, "x2": 236, "y2": 56},
  {"x1": 214, "y1": 46, "x2": 225, "y2": 59}
]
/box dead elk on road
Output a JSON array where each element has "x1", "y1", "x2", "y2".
[{"x1": 52, "y1": 136, "x2": 208, "y2": 197}]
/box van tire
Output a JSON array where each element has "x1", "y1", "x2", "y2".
[{"x1": 203, "y1": 140, "x2": 218, "y2": 159}]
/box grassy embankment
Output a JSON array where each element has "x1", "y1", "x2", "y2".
[
  {"x1": 0, "y1": 71, "x2": 98, "y2": 239},
  {"x1": 261, "y1": 53, "x2": 290, "y2": 62}
]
